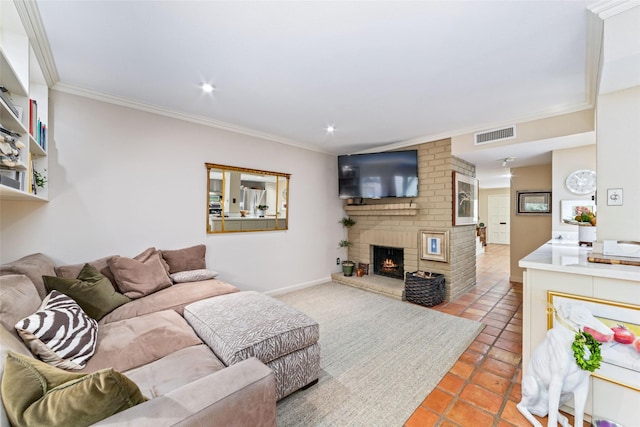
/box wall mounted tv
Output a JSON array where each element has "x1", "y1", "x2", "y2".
[{"x1": 338, "y1": 150, "x2": 418, "y2": 199}]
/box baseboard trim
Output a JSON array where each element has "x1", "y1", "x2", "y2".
[{"x1": 264, "y1": 277, "x2": 332, "y2": 297}]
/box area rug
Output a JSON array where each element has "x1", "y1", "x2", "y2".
[{"x1": 275, "y1": 281, "x2": 484, "y2": 426}]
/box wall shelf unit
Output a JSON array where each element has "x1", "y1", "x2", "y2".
[{"x1": 0, "y1": 1, "x2": 49, "y2": 202}]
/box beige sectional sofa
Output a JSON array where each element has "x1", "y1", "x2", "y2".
[{"x1": 0, "y1": 248, "x2": 277, "y2": 427}]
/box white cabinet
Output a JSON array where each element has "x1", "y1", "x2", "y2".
[
  {"x1": 0, "y1": 0, "x2": 48, "y2": 201},
  {"x1": 520, "y1": 242, "x2": 640, "y2": 426}
]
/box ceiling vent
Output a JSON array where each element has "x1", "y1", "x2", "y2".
[{"x1": 474, "y1": 125, "x2": 516, "y2": 145}]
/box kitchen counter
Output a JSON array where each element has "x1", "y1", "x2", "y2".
[
  {"x1": 519, "y1": 239, "x2": 640, "y2": 282},
  {"x1": 209, "y1": 216, "x2": 286, "y2": 232},
  {"x1": 211, "y1": 216, "x2": 279, "y2": 220}
]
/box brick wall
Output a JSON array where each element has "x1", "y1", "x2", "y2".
[{"x1": 343, "y1": 139, "x2": 476, "y2": 301}]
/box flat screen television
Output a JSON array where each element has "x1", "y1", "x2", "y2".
[{"x1": 338, "y1": 150, "x2": 418, "y2": 199}]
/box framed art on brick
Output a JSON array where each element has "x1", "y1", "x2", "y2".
[
  {"x1": 453, "y1": 171, "x2": 478, "y2": 226},
  {"x1": 420, "y1": 230, "x2": 449, "y2": 262}
]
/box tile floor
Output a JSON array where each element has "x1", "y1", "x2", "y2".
[{"x1": 405, "y1": 244, "x2": 590, "y2": 427}]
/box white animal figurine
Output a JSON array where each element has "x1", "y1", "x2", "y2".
[{"x1": 517, "y1": 302, "x2": 612, "y2": 427}]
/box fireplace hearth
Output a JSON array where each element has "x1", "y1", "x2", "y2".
[{"x1": 373, "y1": 246, "x2": 404, "y2": 280}]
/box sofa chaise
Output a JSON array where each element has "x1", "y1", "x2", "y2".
[{"x1": 0, "y1": 246, "x2": 279, "y2": 426}]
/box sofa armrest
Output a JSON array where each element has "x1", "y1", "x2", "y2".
[{"x1": 91, "y1": 357, "x2": 276, "y2": 427}]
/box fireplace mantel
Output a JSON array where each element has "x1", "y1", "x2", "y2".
[{"x1": 344, "y1": 203, "x2": 418, "y2": 216}]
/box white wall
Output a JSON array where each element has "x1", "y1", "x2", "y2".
[
  {"x1": 551, "y1": 143, "x2": 596, "y2": 240},
  {"x1": 596, "y1": 85, "x2": 640, "y2": 242},
  {"x1": 0, "y1": 90, "x2": 345, "y2": 293}
]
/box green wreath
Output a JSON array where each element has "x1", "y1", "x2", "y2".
[{"x1": 571, "y1": 331, "x2": 602, "y2": 372}]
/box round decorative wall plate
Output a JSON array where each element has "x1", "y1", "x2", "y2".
[{"x1": 565, "y1": 169, "x2": 596, "y2": 194}]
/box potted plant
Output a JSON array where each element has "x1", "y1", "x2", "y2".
[
  {"x1": 338, "y1": 240, "x2": 354, "y2": 276},
  {"x1": 340, "y1": 217, "x2": 356, "y2": 228},
  {"x1": 256, "y1": 205, "x2": 268, "y2": 217},
  {"x1": 338, "y1": 240, "x2": 353, "y2": 249},
  {"x1": 32, "y1": 168, "x2": 47, "y2": 195},
  {"x1": 341, "y1": 260, "x2": 355, "y2": 276}
]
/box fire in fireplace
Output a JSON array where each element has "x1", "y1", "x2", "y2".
[{"x1": 373, "y1": 246, "x2": 404, "y2": 280}]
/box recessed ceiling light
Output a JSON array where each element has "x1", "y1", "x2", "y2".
[{"x1": 201, "y1": 83, "x2": 215, "y2": 93}]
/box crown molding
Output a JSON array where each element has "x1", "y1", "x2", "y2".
[
  {"x1": 13, "y1": 0, "x2": 59, "y2": 87},
  {"x1": 588, "y1": 0, "x2": 639, "y2": 19},
  {"x1": 52, "y1": 83, "x2": 332, "y2": 155}
]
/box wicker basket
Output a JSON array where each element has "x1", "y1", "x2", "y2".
[{"x1": 405, "y1": 271, "x2": 446, "y2": 307}]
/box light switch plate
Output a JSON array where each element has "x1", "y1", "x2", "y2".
[{"x1": 607, "y1": 188, "x2": 623, "y2": 206}]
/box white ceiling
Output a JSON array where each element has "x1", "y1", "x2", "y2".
[{"x1": 30, "y1": 1, "x2": 639, "y2": 187}]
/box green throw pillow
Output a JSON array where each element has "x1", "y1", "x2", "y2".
[
  {"x1": 43, "y1": 263, "x2": 130, "y2": 320},
  {"x1": 1, "y1": 351, "x2": 147, "y2": 427}
]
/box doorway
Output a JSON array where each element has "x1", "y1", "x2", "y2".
[{"x1": 488, "y1": 194, "x2": 510, "y2": 244}]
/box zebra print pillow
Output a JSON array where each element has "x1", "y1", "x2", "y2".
[{"x1": 15, "y1": 291, "x2": 98, "y2": 370}]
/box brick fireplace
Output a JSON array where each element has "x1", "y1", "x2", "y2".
[{"x1": 339, "y1": 138, "x2": 477, "y2": 302}]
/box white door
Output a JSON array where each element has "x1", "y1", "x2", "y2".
[{"x1": 488, "y1": 195, "x2": 510, "y2": 244}]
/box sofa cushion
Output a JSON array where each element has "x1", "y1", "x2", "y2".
[
  {"x1": 80, "y1": 310, "x2": 202, "y2": 374},
  {"x1": 43, "y1": 264, "x2": 130, "y2": 321},
  {"x1": 1, "y1": 351, "x2": 147, "y2": 427},
  {"x1": 0, "y1": 274, "x2": 42, "y2": 341},
  {"x1": 108, "y1": 252, "x2": 172, "y2": 299},
  {"x1": 124, "y1": 344, "x2": 225, "y2": 398},
  {"x1": 99, "y1": 279, "x2": 240, "y2": 325},
  {"x1": 161, "y1": 244, "x2": 206, "y2": 274},
  {"x1": 0, "y1": 327, "x2": 33, "y2": 427},
  {"x1": 0, "y1": 253, "x2": 57, "y2": 299},
  {"x1": 170, "y1": 268, "x2": 218, "y2": 283},
  {"x1": 55, "y1": 255, "x2": 118, "y2": 290},
  {"x1": 16, "y1": 291, "x2": 98, "y2": 370}
]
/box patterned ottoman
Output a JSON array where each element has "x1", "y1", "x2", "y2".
[{"x1": 184, "y1": 291, "x2": 320, "y2": 400}]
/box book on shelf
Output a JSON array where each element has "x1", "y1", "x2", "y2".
[
  {"x1": 27, "y1": 153, "x2": 33, "y2": 193},
  {"x1": 36, "y1": 120, "x2": 47, "y2": 150},
  {"x1": 28, "y1": 99, "x2": 47, "y2": 150},
  {"x1": 29, "y1": 99, "x2": 35, "y2": 136},
  {"x1": 0, "y1": 86, "x2": 19, "y2": 117}
]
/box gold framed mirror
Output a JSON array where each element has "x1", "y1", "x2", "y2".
[{"x1": 206, "y1": 163, "x2": 290, "y2": 233}]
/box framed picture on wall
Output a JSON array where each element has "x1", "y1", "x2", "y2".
[
  {"x1": 420, "y1": 230, "x2": 449, "y2": 262},
  {"x1": 452, "y1": 171, "x2": 478, "y2": 226},
  {"x1": 548, "y1": 292, "x2": 640, "y2": 391},
  {"x1": 516, "y1": 190, "x2": 551, "y2": 215}
]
